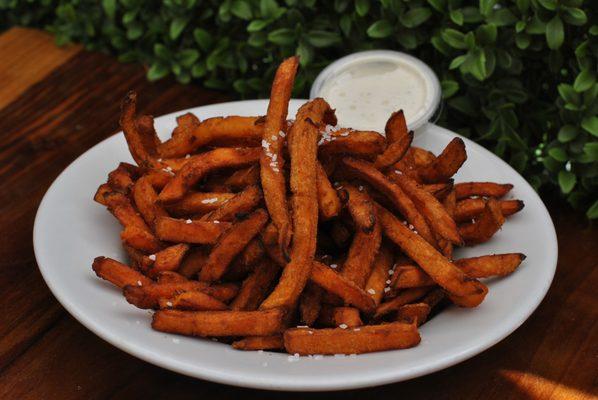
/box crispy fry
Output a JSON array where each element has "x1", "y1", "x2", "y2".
[
  {"x1": 136, "y1": 114, "x2": 160, "y2": 156},
  {"x1": 145, "y1": 243, "x2": 189, "y2": 277},
  {"x1": 152, "y1": 308, "x2": 286, "y2": 337},
  {"x1": 260, "y1": 99, "x2": 328, "y2": 310},
  {"x1": 230, "y1": 259, "x2": 280, "y2": 311},
  {"x1": 395, "y1": 303, "x2": 431, "y2": 326},
  {"x1": 159, "y1": 147, "x2": 260, "y2": 204},
  {"x1": 418, "y1": 138, "x2": 467, "y2": 183},
  {"x1": 166, "y1": 192, "x2": 235, "y2": 217},
  {"x1": 319, "y1": 129, "x2": 385, "y2": 159},
  {"x1": 364, "y1": 244, "x2": 393, "y2": 305},
  {"x1": 159, "y1": 290, "x2": 228, "y2": 311},
  {"x1": 422, "y1": 181, "x2": 454, "y2": 200},
  {"x1": 123, "y1": 281, "x2": 208, "y2": 309},
  {"x1": 260, "y1": 222, "x2": 286, "y2": 266},
  {"x1": 224, "y1": 164, "x2": 260, "y2": 190},
  {"x1": 375, "y1": 111, "x2": 413, "y2": 169},
  {"x1": 92, "y1": 256, "x2": 152, "y2": 289},
  {"x1": 144, "y1": 169, "x2": 173, "y2": 190},
  {"x1": 201, "y1": 283, "x2": 240, "y2": 303},
  {"x1": 154, "y1": 217, "x2": 230, "y2": 244},
  {"x1": 260, "y1": 57, "x2": 299, "y2": 252},
  {"x1": 124, "y1": 244, "x2": 152, "y2": 270},
  {"x1": 341, "y1": 215, "x2": 381, "y2": 288},
  {"x1": 374, "y1": 287, "x2": 430, "y2": 319},
  {"x1": 119, "y1": 91, "x2": 159, "y2": 168},
  {"x1": 103, "y1": 191, "x2": 153, "y2": 234},
  {"x1": 342, "y1": 157, "x2": 436, "y2": 246},
  {"x1": 459, "y1": 198, "x2": 505, "y2": 245},
  {"x1": 376, "y1": 204, "x2": 487, "y2": 307},
  {"x1": 298, "y1": 283, "x2": 323, "y2": 326},
  {"x1": 317, "y1": 306, "x2": 363, "y2": 328},
  {"x1": 316, "y1": 162, "x2": 341, "y2": 220},
  {"x1": 224, "y1": 238, "x2": 265, "y2": 280},
  {"x1": 441, "y1": 190, "x2": 457, "y2": 258},
  {"x1": 391, "y1": 265, "x2": 434, "y2": 289},
  {"x1": 341, "y1": 184, "x2": 377, "y2": 233},
  {"x1": 389, "y1": 173, "x2": 462, "y2": 245},
  {"x1": 454, "y1": 182, "x2": 513, "y2": 200},
  {"x1": 132, "y1": 175, "x2": 168, "y2": 227},
  {"x1": 157, "y1": 115, "x2": 264, "y2": 158},
  {"x1": 94, "y1": 183, "x2": 112, "y2": 205},
  {"x1": 120, "y1": 226, "x2": 162, "y2": 253},
  {"x1": 455, "y1": 198, "x2": 524, "y2": 223},
  {"x1": 107, "y1": 162, "x2": 138, "y2": 194},
  {"x1": 177, "y1": 247, "x2": 208, "y2": 278},
  {"x1": 310, "y1": 262, "x2": 375, "y2": 314},
  {"x1": 407, "y1": 146, "x2": 437, "y2": 168},
  {"x1": 156, "y1": 271, "x2": 187, "y2": 284},
  {"x1": 456, "y1": 253, "x2": 526, "y2": 278},
  {"x1": 200, "y1": 185, "x2": 262, "y2": 222},
  {"x1": 232, "y1": 335, "x2": 284, "y2": 351},
  {"x1": 284, "y1": 321, "x2": 420, "y2": 355},
  {"x1": 199, "y1": 209, "x2": 269, "y2": 282}
]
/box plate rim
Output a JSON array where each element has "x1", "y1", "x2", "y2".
[{"x1": 33, "y1": 99, "x2": 558, "y2": 391}]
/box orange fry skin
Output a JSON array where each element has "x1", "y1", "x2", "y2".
[
  {"x1": 317, "y1": 306, "x2": 363, "y2": 328},
  {"x1": 92, "y1": 257, "x2": 152, "y2": 289},
  {"x1": 455, "y1": 198, "x2": 524, "y2": 223},
  {"x1": 375, "y1": 110, "x2": 413, "y2": 169},
  {"x1": 119, "y1": 91, "x2": 159, "y2": 168},
  {"x1": 230, "y1": 259, "x2": 280, "y2": 311},
  {"x1": 454, "y1": 182, "x2": 514, "y2": 200},
  {"x1": 260, "y1": 56, "x2": 299, "y2": 252},
  {"x1": 123, "y1": 281, "x2": 208, "y2": 309},
  {"x1": 154, "y1": 217, "x2": 231, "y2": 244},
  {"x1": 159, "y1": 290, "x2": 229, "y2": 311},
  {"x1": 283, "y1": 321, "x2": 420, "y2": 355},
  {"x1": 319, "y1": 129, "x2": 386, "y2": 159},
  {"x1": 418, "y1": 137, "x2": 467, "y2": 183},
  {"x1": 341, "y1": 184, "x2": 377, "y2": 233},
  {"x1": 364, "y1": 244, "x2": 393, "y2": 306},
  {"x1": 316, "y1": 162, "x2": 341, "y2": 220},
  {"x1": 459, "y1": 198, "x2": 505, "y2": 245},
  {"x1": 232, "y1": 335, "x2": 284, "y2": 351},
  {"x1": 374, "y1": 287, "x2": 431, "y2": 319},
  {"x1": 200, "y1": 185, "x2": 262, "y2": 223},
  {"x1": 165, "y1": 192, "x2": 235, "y2": 217}
]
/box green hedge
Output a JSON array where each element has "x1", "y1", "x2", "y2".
[{"x1": 2, "y1": 0, "x2": 597, "y2": 217}]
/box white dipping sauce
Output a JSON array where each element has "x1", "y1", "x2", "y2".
[{"x1": 313, "y1": 52, "x2": 440, "y2": 133}]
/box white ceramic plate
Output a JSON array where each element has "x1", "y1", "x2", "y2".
[{"x1": 34, "y1": 100, "x2": 557, "y2": 391}]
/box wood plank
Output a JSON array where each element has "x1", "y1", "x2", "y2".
[{"x1": 0, "y1": 27, "x2": 80, "y2": 109}]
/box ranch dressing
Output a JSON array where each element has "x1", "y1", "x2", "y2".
[{"x1": 311, "y1": 51, "x2": 441, "y2": 133}]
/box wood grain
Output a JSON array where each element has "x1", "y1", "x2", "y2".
[{"x1": 0, "y1": 28, "x2": 596, "y2": 399}]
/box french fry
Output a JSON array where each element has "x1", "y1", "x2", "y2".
[
  {"x1": 177, "y1": 246, "x2": 208, "y2": 278},
  {"x1": 341, "y1": 157, "x2": 436, "y2": 246},
  {"x1": 422, "y1": 181, "x2": 454, "y2": 200},
  {"x1": 298, "y1": 283, "x2": 323, "y2": 326},
  {"x1": 454, "y1": 182, "x2": 514, "y2": 200},
  {"x1": 156, "y1": 271, "x2": 187, "y2": 284},
  {"x1": 407, "y1": 146, "x2": 436, "y2": 168},
  {"x1": 224, "y1": 238, "x2": 265, "y2": 280},
  {"x1": 374, "y1": 111, "x2": 413, "y2": 169},
  {"x1": 166, "y1": 192, "x2": 235, "y2": 217},
  {"x1": 144, "y1": 169, "x2": 173, "y2": 190},
  {"x1": 309, "y1": 262, "x2": 375, "y2": 314},
  {"x1": 145, "y1": 243, "x2": 189, "y2": 277},
  {"x1": 364, "y1": 244, "x2": 393, "y2": 305},
  {"x1": 132, "y1": 175, "x2": 168, "y2": 227},
  {"x1": 376, "y1": 204, "x2": 488, "y2": 307},
  {"x1": 94, "y1": 183, "x2": 112, "y2": 206},
  {"x1": 200, "y1": 185, "x2": 262, "y2": 222},
  {"x1": 202, "y1": 283, "x2": 240, "y2": 303},
  {"x1": 260, "y1": 99, "x2": 327, "y2": 310},
  {"x1": 152, "y1": 308, "x2": 287, "y2": 337},
  {"x1": 136, "y1": 114, "x2": 161, "y2": 156},
  {"x1": 389, "y1": 172, "x2": 462, "y2": 245},
  {"x1": 459, "y1": 198, "x2": 505, "y2": 245},
  {"x1": 283, "y1": 321, "x2": 420, "y2": 355},
  {"x1": 418, "y1": 138, "x2": 467, "y2": 183},
  {"x1": 391, "y1": 265, "x2": 434, "y2": 289},
  {"x1": 230, "y1": 259, "x2": 280, "y2": 311},
  {"x1": 319, "y1": 129, "x2": 386, "y2": 159},
  {"x1": 260, "y1": 222, "x2": 286, "y2": 267},
  {"x1": 260, "y1": 56, "x2": 298, "y2": 253},
  {"x1": 92, "y1": 256, "x2": 152, "y2": 289},
  {"x1": 119, "y1": 91, "x2": 160, "y2": 168},
  {"x1": 171, "y1": 112, "x2": 200, "y2": 140},
  {"x1": 159, "y1": 147, "x2": 261, "y2": 204},
  {"x1": 392, "y1": 149, "x2": 420, "y2": 180},
  {"x1": 157, "y1": 115, "x2": 265, "y2": 158},
  {"x1": 341, "y1": 184, "x2": 377, "y2": 233},
  {"x1": 124, "y1": 244, "x2": 152, "y2": 270},
  {"x1": 455, "y1": 198, "x2": 524, "y2": 223},
  {"x1": 103, "y1": 191, "x2": 154, "y2": 234},
  {"x1": 232, "y1": 335, "x2": 284, "y2": 351},
  {"x1": 123, "y1": 280, "x2": 208, "y2": 309},
  {"x1": 154, "y1": 216, "x2": 231, "y2": 244},
  {"x1": 199, "y1": 209, "x2": 269, "y2": 282},
  {"x1": 107, "y1": 162, "x2": 138, "y2": 194},
  {"x1": 120, "y1": 226, "x2": 162, "y2": 253},
  {"x1": 441, "y1": 190, "x2": 457, "y2": 258},
  {"x1": 341, "y1": 216, "x2": 381, "y2": 289},
  {"x1": 395, "y1": 303, "x2": 431, "y2": 326},
  {"x1": 317, "y1": 306, "x2": 363, "y2": 328},
  {"x1": 316, "y1": 162, "x2": 341, "y2": 220},
  {"x1": 224, "y1": 164, "x2": 260, "y2": 190},
  {"x1": 374, "y1": 287, "x2": 430, "y2": 319},
  {"x1": 159, "y1": 290, "x2": 228, "y2": 311}
]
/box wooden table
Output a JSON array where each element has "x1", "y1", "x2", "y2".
[{"x1": 0, "y1": 27, "x2": 596, "y2": 399}]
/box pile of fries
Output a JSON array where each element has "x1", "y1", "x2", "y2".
[{"x1": 93, "y1": 57, "x2": 525, "y2": 356}]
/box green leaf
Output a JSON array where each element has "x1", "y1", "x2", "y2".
[
  {"x1": 267, "y1": 28, "x2": 295, "y2": 45},
  {"x1": 581, "y1": 116, "x2": 598, "y2": 136},
  {"x1": 126, "y1": 23, "x2": 143, "y2": 40},
  {"x1": 548, "y1": 147, "x2": 568, "y2": 162},
  {"x1": 558, "y1": 84, "x2": 579, "y2": 104},
  {"x1": 305, "y1": 30, "x2": 341, "y2": 48},
  {"x1": 247, "y1": 19, "x2": 270, "y2": 32},
  {"x1": 573, "y1": 70, "x2": 595, "y2": 92},
  {"x1": 515, "y1": 21, "x2": 526, "y2": 33},
  {"x1": 476, "y1": 23, "x2": 497, "y2": 44},
  {"x1": 441, "y1": 29, "x2": 467, "y2": 49},
  {"x1": 427, "y1": 0, "x2": 445, "y2": 12},
  {"x1": 102, "y1": 0, "x2": 117, "y2": 20},
  {"x1": 191, "y1": 63, "x2": 207, "y2": 78},
  {"x1": 296, "y1": 41, "x2": 313, "y2": 66},
  {"x1": 450, "y1": 9, "x2": 464, "y2": 26},
  {"x1": 178, "y1": 49, "x2": 200, "y2": 67},
  {"x1": 537, "y1": 0, "x2": 557, "y2": 10},
  {"x1": 441, "y1": 79, "x2": 459, "y2": 98},
  {"x1": 402, "y1": 7, "x2": 432, "y2": 28},
  {"x1": 546, "y1": 16, "x2": 564, "y2": 50},
  {"x1": 587, "y1": 200, "x2": 598, "y2": 219},
  {"x1": 170, "y1": 17, "x2": 188, "y2": 40},
  {"x1": 340, "y1": 14, "x2": 352, "y2": 36},
  {"x1": 469, "y1": 48, "x2": 487, "y2": 81},
  {"x1": 355, "y1": 0, "x2": 370, "y2": 17},
  {"x1": 515, "y1": 33, "x2": 530, "y2": 49},
  {"x1": 367, "y1": 20, "x2": 393, "y2": 38},
  {"x1": 260, "y1": 0, "x2": 280, "y2": 18},
  {"x1": 154, "y1": 43, "x2": 171, "y2": 60},
  {"x1": 558, "y1": 125, "x2": 578, "y2": 142},
  {"x1": 584, "y1": 142, "x2": 598, "y2": 160},
  {"x1": 231, "y1": 0, "x2": 253, "y2": 20},
  {"x1": 558, "y1": 170, "x2": 576, "y2": 194},
  {"x1": 147, "y1": 63, "x2": 169, "y2": 81},
  {"x1": 193, "y1": 28, "x2": 212, "y2": 51},
  {"x1": 449, "y1": 55, "x2": 467, "y2": 69},
  {"x1": 563, "y1": 8, "x2": 587, "y2": 26},
  {"x1": 479, "y1": 0, "x2": 495, "y2": 16},
  {"x1": 488, "y1": 9, "x2": 517, "y2": 26}
]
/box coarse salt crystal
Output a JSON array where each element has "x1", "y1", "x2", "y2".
[
  {"x1": 157, "y1": 158, "x2": 163, "y2": 162},
  {"x1": 185, "y1": 154, "x2": 191, "y2": 159},
  {"x1": 408, "y1": 224, "x2": 414, "y2": 230},
  {"x1": 388, "y1": 269, "x2": 395, "y2": 275},
  {"x1": 367, "y1": 288, "x2": 376, "y2": 295},
  {"x1": 279, "y1": 130, "x2": 286, "y2": 137},
  {"x1": 149, "y1": 254, "x2": 156, "y2": 261},
  {"x1": 339, "y1": 324, "x2": 348, "y2": 329},
  {"x1": 172, "y1": 338, "x2": 180, "y2": 344},
  {"x1": 166, "y1": 301, "x2": 173, "y2": 307},
  {"x1": 353, "y1": 328, "x2": 361, "y2": 331},
  {"x1": 213, "y1": 220, "x2": 220, "y2": 224},
  {"x1": 358, "y1": 185, "x2": 364, "y2": 191},
  {"x1": 271, "y1": 135, "x2": 277, "y2": 140},
  {"x1": 185, "y1": 219, "x2": 192, "y2": 224},
  {"x1": 137, "y1": 280, "x2": 142, "y2": 286},
  {"x1": 329, "y1": 264, "x2": 337, "y2": 269},
  {"x1": 308, "y1": 331, "x2": 313, "y2": 335},
  {"x1": 257, "y1": 350, "x2": 264, "y2": 353},
  {"x1": 314, "y1": 355, "x2": 324, "y2": 360},
  {"x1": 201, "y1": 198, "x2": 218, "y2": 204},
  {"x1": 384, "y1": 287, "x2": 391, "y2": 293},
  {"x1": 386, "y1": 279, "x2": 392, "y2": 284},
  {"x1": 297, "y1": 325, "x2": 308, "y2": 328}
]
